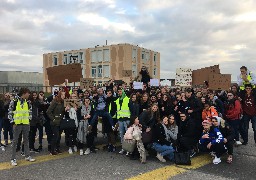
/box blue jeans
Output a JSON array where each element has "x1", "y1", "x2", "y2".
[
  {"x1": 152, "y1": 143, "x2": 174, "y2": 160},
  {"x1": 240, "y1": 114, "x2": 256, "y2": 143},
  {"x1": 90, "y1": 110, "x2": 114, "y2": 127},
  {"x1": 227, "y1": 119, "x2": 240, "y2": 141},
  {"x1": 118, "y1": 119, "x2": 130, "y2": 143}
]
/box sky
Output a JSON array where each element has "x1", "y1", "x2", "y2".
[{"x1": 1, "y1": 0, "x2": 256, "y2": 80}]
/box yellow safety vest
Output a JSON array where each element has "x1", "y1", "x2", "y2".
[
  {"x1": 240, "y1": 72, "x2": 255, "y2": 90},
  {"x1": 13, "y1": 100, "x2": 30, "y2": 125},
  {"x1": 115, "y1": 96, "x2": 131, "y2": 119},
  {"x1": 109, "y1": 103, "x2": 117, "y2": 119}
]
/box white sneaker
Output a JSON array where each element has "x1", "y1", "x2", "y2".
[
  {"x1": 156, "y1": 153, "x2": 166, "y2": 162},
  {"x1": 1, "y1": 146, "x2": 5, "y2": 151},
  {"x1": 84, "y1": 148, "x2": 90, "y2": 155},
  {"x1": 68, "y1": 148, "x2": 73, "y2": 154},
  {"x1": 119, "y1": 149, "x2": 125, "y2": 154},
  {"x1": 80, "y1": 149, "x2": 83, "y2": 156},
  {"x1": 236, "y1": 141, "x2": 242, "y2": 145},
  {"x1": 213, "y1": 156, "x2": 221, "y2": 164},
  {"x1": 73, "y1": 146, "x2": 78, "y2": 152},
  {"x1": 11, "y1": 159, "x2": 17, "y2": 166},
  {"x1": 126, "y1": 152, "x2": 130, "y2": 156},
  {"x1": 25, "y1": 156, "x2": 35, "y2": 162}
]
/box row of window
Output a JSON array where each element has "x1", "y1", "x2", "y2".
[
  {"x1": 52, "y1": 50, "x2": 157, "y2": 66},
  {"x1": 91, "y1": 65, "x2": 110, "y2": 78}
]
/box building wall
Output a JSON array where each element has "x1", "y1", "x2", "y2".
[
  {"x1": 43, "y1": 43, "x2": 160, "y2": 86},
  {"x1": 192, "y1": 65, "x2": 231, "y2": 90}
]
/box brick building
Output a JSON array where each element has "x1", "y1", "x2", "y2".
[
  {"x1": 43, "y1": 43, "x2": 160, "y2": 86},
  {"x1": 192, "y1": 65, "x2": 231, "y2": 90}
]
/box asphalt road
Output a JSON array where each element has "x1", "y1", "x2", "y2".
[{"x1": 0, "y1": 126, "x2": 255, "y2": 180}]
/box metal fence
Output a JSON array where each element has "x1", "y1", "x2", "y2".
[{"x1": 0, "y1": 85, "x2": 81, "y2": 94}]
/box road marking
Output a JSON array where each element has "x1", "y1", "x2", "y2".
[
  {"x1": 127, "y1": 154, "x2": 212, "y2": 180},
  {"x1": 0, "y1": 142, "x2": 121, "y2": 171},
  {"x1": 0, "y1": 152, "x2": 72, "y2": 171}
]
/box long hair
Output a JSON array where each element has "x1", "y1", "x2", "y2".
[
  {"x1": 147, "y1": 103, "x2": 161, "y2": 123},
  {"x1": 168, "y1": 114, "x2": 177, "y2": 128},
  {"x1": 54, "y1": 91, "x2": 65, "y2": 103}
]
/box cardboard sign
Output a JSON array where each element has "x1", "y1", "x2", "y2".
[
  {"x1": 175, "y1": 68, "x2": 192, "y2": 87},
  {"x1": 133, "y1": 82, "x2": 143, "y2": 89},
  {"x1": 114, "y1": 80, "x2": 124, "y2": 85},
  {"x1": 64, "y1": 99, "x2": 81, "y2": 108},
  {"x1": 122, "y1": 70, "x2": 132, "y2": 77},
  {"x1": 80, "y1": 78, "x2": 94, "y2": 90},
  {"x1": 150, "y1": 79, "x2": 159, "y2": 87}
]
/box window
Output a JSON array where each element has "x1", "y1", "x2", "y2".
[
  {"x1": 103, "y1": 49, "x2": 110, "y2": 62},
  {"x1": 103, "y1": 65, "x2": 110, "y2": 77},
  {"x1": 154, "y1": 68, "x2": 157, "y2": 76},
  {"x1": 91, "y1": 66, "x2": 96, "y2": 77},
  {"x1": 142, "y1": 53, "x2": 144, "y2": 59},
  {"x1": 91, "y1": 51, "x2": 97, "y2": 63},
  {"x1": 53, "y1": 56, "x2": 58, "y2": 66},
  {"x1": 79, "y1": 52, "x2": 84, "y2": 64},
  {"x1": 63, "y1": 54, "x2": 67, "y2": 65},
  {"x1": 97, "y1": 50, "x2": 103, "y2": 62},
  {"x1": 132, "y1": 64, "x2": 137, "y2": 77},
  {"x1": 68, "y1": 53, "x2": 72, "y2": 64},
  {"x1": 98, "y1": 65, "x2": 102, "y2": 77},
  {"x1": 154, "y1": 54, "x2": 157, "y2": 63},
  {"x1": 145, "y1": 52, "x2": 149, "y2": 60},
  {"x1": 132, "y1": 49, "x2": 137, "y2": 59}
]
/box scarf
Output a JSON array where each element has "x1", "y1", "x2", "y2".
[
  {"x1": 81, "y1": 105, "x2": 91, "y2": 117},
  {"x1": 69, "y1": 107, "x2": 78, "y2": 128}
]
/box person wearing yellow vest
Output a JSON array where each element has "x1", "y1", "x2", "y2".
[
  {"x1": 115, "y1": 88, "x2": 131, "y2": 154},
  {"x1": 8, "y1": 88, "x2": 35, "y2": 166},
  {"x1": 237, "y1": 66, "x2": 256, "y2": 90}
]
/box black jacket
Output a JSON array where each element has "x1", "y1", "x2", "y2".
[
  {"x1": 187, "y1": 95, "x2": 203, "y2": 122},
  {"x1": 139, "y1": 111, "x2": 157, "y2": 132},
  {"x1": 177, "y1": 117, "x2": 196, "y2": 139},
  {"x1": 129, "y1": 101, "x2": 140, "y2": 118},
  {"x1": 153, "y1": 123, "x2": 171, "y2": 146}
]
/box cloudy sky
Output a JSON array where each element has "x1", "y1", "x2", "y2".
[{"x1": 1, "y1": 0, "x2": 256, "y2": 80}]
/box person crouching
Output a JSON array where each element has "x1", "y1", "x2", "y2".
[{"x1": 199, "y1": 120, "x2": 227, "y2": 164}]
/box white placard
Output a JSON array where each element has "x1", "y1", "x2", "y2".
[
  {"x1": 175, "y1": 68, "x2": 192, "y2": 87},
  {"x1": 133, "y1": 82, "x2": 143, "y2": 89},
  {"x1": 150, "y1": 79, "x2": 159, "y2": 87}
]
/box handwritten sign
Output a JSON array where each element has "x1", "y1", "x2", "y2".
[
  {"x1": 133, "y1": 82, "x2": 143, "y2": 89},
  {"x1": 64, "y1": 99, "x2": 81, "y2": 108},
  {"x1": 175, "y1": 68, "x2": 192, "y2": 87},
  {"x1": 150, "y1": 79, "x2": 159, "y2": 87},
  {"x1": 80, "y1": 78, "x2": 94, "y2": 90},
  {"x1": 122, "y1": 70, "x2": 132, "y2": 77}
]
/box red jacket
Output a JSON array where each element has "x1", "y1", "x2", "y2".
[{"x1": 225, "y1": 100, "x2": 241, "y2": 120}]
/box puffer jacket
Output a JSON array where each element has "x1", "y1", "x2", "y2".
[{"x1": 124, "y1": 124, "x2": 142, "y2": 141}]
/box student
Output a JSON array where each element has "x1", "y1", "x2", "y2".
[
  {"x1": 199, "y1": 120, "x2": 227, "y2": 164},
  {"x1": 124, "y1": 116, "x2": 146, "y2": 163},
  {"x1": 167, "y1": 115, "x2": 178, "y2": 147},
  {"x1": 211, "y1": 117, "x2": 235, "y2": 164},
  {"x1": 152, "y1": 116, "x2": 175, "y2": 162}
]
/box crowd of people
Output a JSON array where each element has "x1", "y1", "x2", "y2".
[{"x1": 0, "y1": 65, "x2": 255, "y2": 166}]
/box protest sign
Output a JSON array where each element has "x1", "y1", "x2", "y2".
[
  {"x1": 133, "y1": 82, "x2": 143, "y2": 89},
  {"x1": 64, "y1": 99, "x2": 81, "y2": 108},
  {"x1": 150, "y1": 79, "x2": 159, "y2": 87},
  {"x1": 80, "y1": 78, "x2": 94, "y2": 90}
]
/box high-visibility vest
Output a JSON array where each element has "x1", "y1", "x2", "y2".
[
  {"x1": 115, "y1": 96, "x2": 131, "y2": 119},
  {"x1": 109, "y1": 102, "x2": 117, "y2": 118},
  {"x1": 240, "y1": 72, "x2": 255, "y2": 90},
  {"x1": 13, "y1": 100, "x2": 30, "y2": 125}
]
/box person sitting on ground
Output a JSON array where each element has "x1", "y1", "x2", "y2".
[
  {"x1": 202, "y1": 100, "x2": 218, "y2": 121},
  {"x1": 166, "y1": 114, "x2": 178, "y2": 147},
  {"x1": 124, "y1": 116, "x2": 146, "y2": 163},
  {"x1": 199, "y1": 120, "x2": 227, "y2": 165},
  {"x1": 152, "y1": 116, "x2": 175, "y2": 163},
  {"x1": 211, "y1": 117, "x2": 235, "y2": 164}
]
